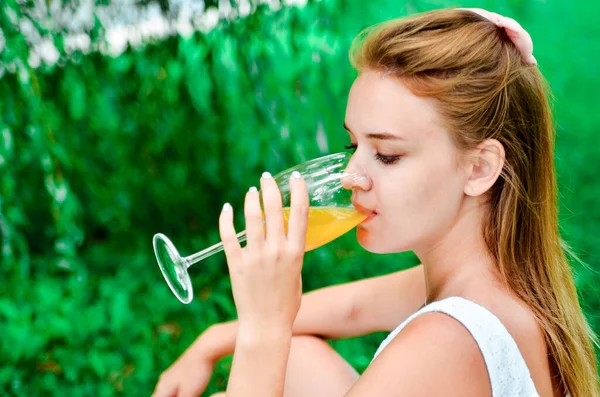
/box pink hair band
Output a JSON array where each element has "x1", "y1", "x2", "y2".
[{"x1": 460, "y1": 8, "x2": 537, "y2": 65}]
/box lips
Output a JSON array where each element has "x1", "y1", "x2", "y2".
[{"x1": 352, "y1": 201, "x2": 376, "y2": 219}]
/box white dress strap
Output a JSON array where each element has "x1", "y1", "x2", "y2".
[{"x1": 372, "y1": 296, "x2": 540, "y2": 397}]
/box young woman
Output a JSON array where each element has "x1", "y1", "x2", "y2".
[{"x1": 153, "y1": 8, "x2": 599, "y2": 397}]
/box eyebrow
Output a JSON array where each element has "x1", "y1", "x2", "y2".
[{"x1": 343, "y1": 122, "x2": 405, "y2": 141}]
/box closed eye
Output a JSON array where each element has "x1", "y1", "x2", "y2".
[
  {"x1": 344, "y1": 144, "x2": 402, "y2": 165},
  {"x1": 375, "y1": 153, "x2": 402, "y2": 165}
]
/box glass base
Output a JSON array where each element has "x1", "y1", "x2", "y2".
[{"x1": 153, "y1": 233, "x2": 193, "y2": 304}]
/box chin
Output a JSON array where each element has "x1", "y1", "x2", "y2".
[
  {"x1": 356, "y1": 229, "x2": 395, "y2": 254},
  {"x1": 356, "y1": 228, "x2": 413, "y2": 254}
]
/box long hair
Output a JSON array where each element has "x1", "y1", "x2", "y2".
[{"x1": 350, "y1": 8, "x2": 599, "y2": 396}]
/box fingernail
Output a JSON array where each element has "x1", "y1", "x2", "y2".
[
  {"x1": 249, "y1": 186, "x2": 258, "y2": 192},
  {"x1": 222, "y1": 203, "x2": 232, "y2": 212},
  {"x1": 291, "y1": 171, "x2": 302, "y2": 179},
  {"x1": 262, "y1": 172, "x2": 272, "y2": 179}
]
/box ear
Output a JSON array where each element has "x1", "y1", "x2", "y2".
[{"x1": 463, "y1": 138, "x2": 505, "y2": 197}]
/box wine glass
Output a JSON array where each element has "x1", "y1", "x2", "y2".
[{"x1": 153, "y1": 151, "x2": 367, "y2": 304}]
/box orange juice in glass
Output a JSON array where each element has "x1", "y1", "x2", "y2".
[{"x1": 281, "y1": 207, "x2": 367, "y2": 251}]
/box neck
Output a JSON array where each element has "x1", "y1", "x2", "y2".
[{"x1": 415, "y1": 197, "x2": 503, "y2": 304}]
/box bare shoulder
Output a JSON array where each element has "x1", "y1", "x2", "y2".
[{"x1": 345, "y1": 311, "x2": 491, "y2": 397}]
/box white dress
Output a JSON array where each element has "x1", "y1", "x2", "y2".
[{"x1": 371, "y1": 296, "x2": 540, "y2": 397}]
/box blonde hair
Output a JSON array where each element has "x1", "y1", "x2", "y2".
[{"x1": 350, "y1": 8, "x2": 599, "y2": 396}]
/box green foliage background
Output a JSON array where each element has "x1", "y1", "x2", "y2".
[{"x1": 1, "y1": 0, "x2": 598, "y2": 395}]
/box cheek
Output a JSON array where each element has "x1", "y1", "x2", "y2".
[
  {"x1": 378, "y1": 162, "x2": 448, "y2": 213},
  {"x1": 420, "y1": 167, "x2": 457, "y2": 209},
  {"x1": 410, "y1": 166, "x2": 466, "y2": 243},
  {"x1": 379, "y1": 159, "x2": 464, "y2": 239}
]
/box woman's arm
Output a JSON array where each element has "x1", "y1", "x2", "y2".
[
  {"x1": 226, "y1": 323, "x2": 293, "y2": 397},
  {"x1": 198, "y1": 264, "x2": 426, "y2": 365},
  {"x1": 348, "y1": 264, "x2": 425, "y2": 333}
]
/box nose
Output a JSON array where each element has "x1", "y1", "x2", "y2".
[{"x1": 341, "y1": 161, "x2": 372, "y2": 191}]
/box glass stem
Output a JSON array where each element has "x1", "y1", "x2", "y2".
[{"x1": 182, "y1": 230, "x2": 248, "y2": 269}]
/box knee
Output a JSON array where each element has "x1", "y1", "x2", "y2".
[
  {"x1": 288, "y1": 335, "x2": 353, "y2": 376},
  {"x1": 290, "y1": 335, "x2": 329, "y2": 351},
  {"x1": 288, "y1": 335, "x2": 334, "y2": 362},
  {"x1": 285, "y1": 335, "x2": 358, "y2": 397}
]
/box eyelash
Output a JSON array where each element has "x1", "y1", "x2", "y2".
[{"x1": 344, "y1": 144, "x2": 402, "y2": 165}]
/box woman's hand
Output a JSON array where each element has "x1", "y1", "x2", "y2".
[
  {"x1": 152, "y1": 348, "x2": 215, "y2": 397},
  {"x1": 219, "y1": 171, "x2": 309, "y2": 335}
]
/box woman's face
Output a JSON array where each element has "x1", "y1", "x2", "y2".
[{"x1": 344, "y1": 71, "x2": 470, "y2": 254}]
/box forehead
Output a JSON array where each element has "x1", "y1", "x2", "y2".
[{"x1": 344, "y1": 71, "x2": 443, "y2": 141}]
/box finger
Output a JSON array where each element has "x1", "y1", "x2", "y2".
[
  {"x1": 152, "y1": 383, "x2": 176, "y2": 397},
  {"x1": 260, "y1": 171, "x2": 285, "y2": 243},
  {"x1": 178, "y1": 386, "x2": 201, "y2": 397},
  {"x1": 219, "y1": 203, "x2": 243, "y2": 264},
  {"x1": 244, "y1": 186, "x2": 265, "y2": 250},
  {"x1": 286, "y1": 171, "x2": 309, "y2": 251}
]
